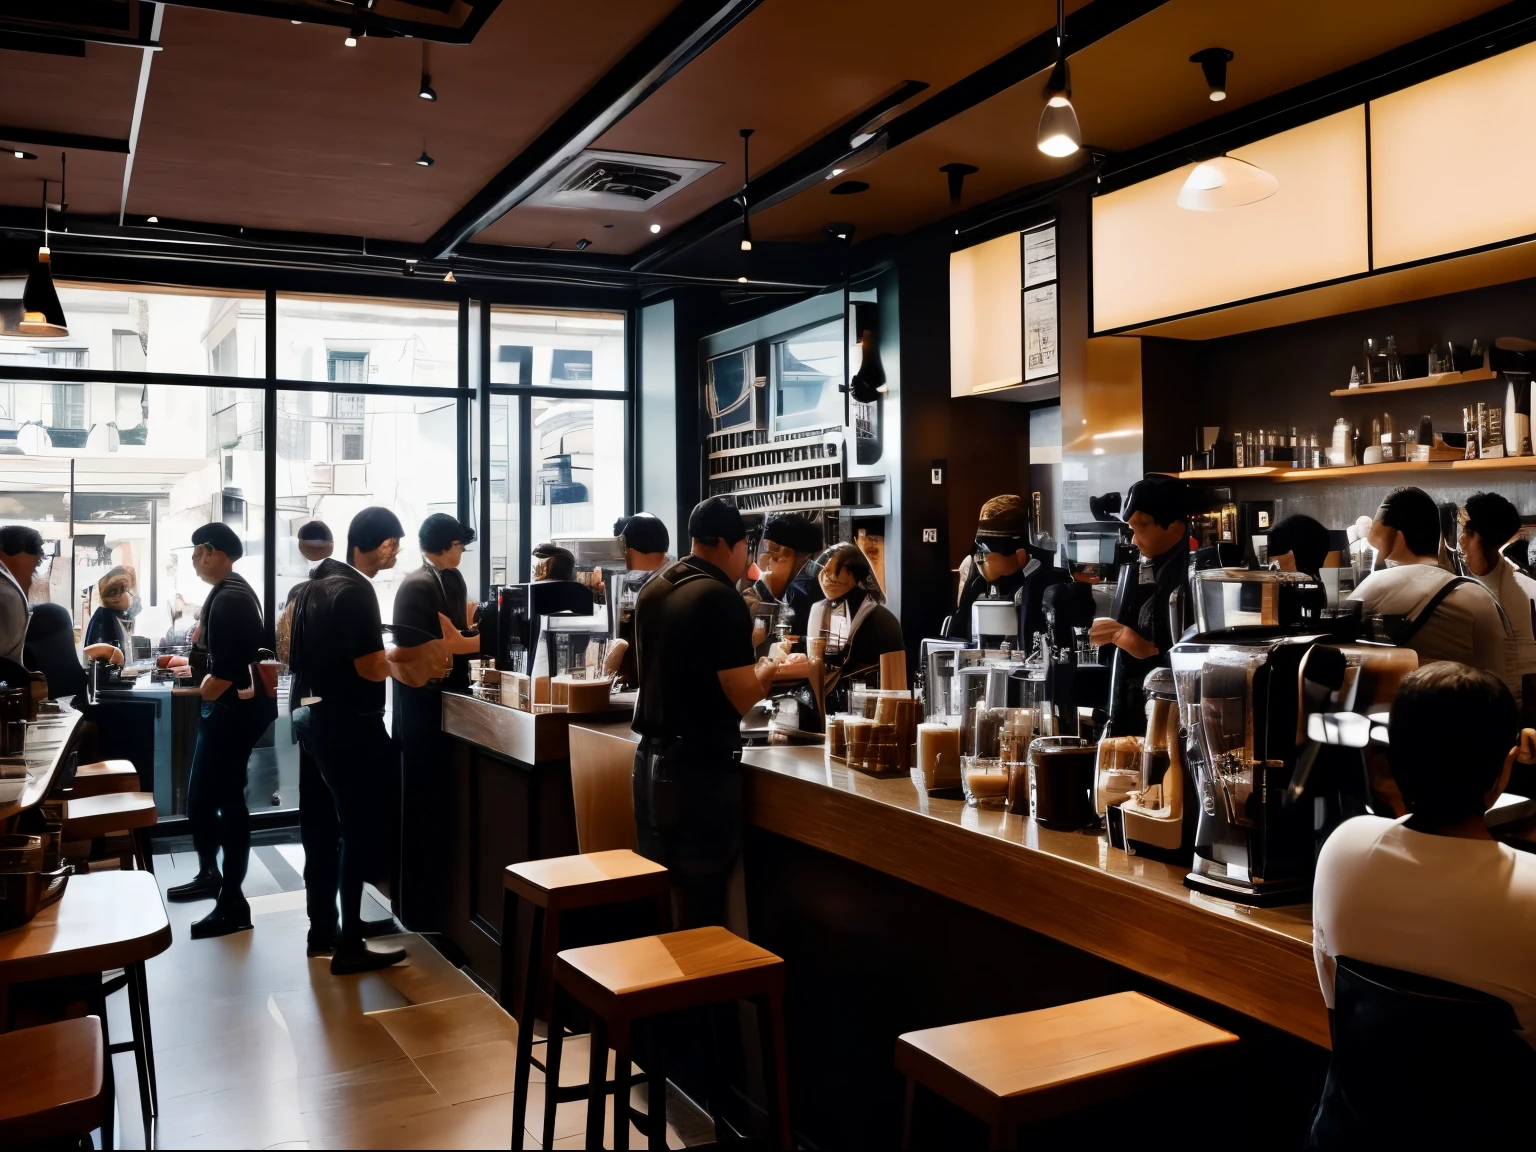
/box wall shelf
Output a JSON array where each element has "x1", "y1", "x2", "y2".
[
  {"x1": 1173, "y1": 466, "x2": 1284, "y2": 481},
  {"x1": 1174, "y1": 456, "x2": 1536, "y2": 485},
  {"x1": 1328, "y1": 365, "x2": 1496, "y2": 397}
]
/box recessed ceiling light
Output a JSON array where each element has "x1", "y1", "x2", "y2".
[
  {"x1": 649, "y1": 223, "x2": 661, "y2": 234},
  {"x1": 12, "y1": 150, "x2": 36, "y2": 160},
  {"x1": 344, "y1": 29, "x2": 359, "y2": 47},
  {"x1": 291, "y1": 19, "x2": 301, "y2": 24},
  {"x1": 405, "y1": 258, "x2": 418, "y2": 264},
  {"x1": 147, "y1": 216, "x2": 158, "y2": 223},
  {"x1": 737, "y1": 276, "x2": 748, "y2": 283}
]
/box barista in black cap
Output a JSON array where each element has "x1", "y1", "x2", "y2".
[
  {"x1": 617, "y1": 513, "x2": 671, "y2": 572},
  {"x1": 168, "y1": 522, "x2": 276, "y2": 939},
  {"x1": 390, "y1": 514, "x2": 482, "y2": 930},
  {"x1": 748, "y1": 513, "x2": 823, "y2": 653},
  {"x1": 609, "y1": 513, "x2": 673, "y2": 689},
  {"x1": 631, "y1": 496, "x2": 777, "y2": 929},
  {"x1": 944, "y1": 494, "x2": 1067, "y2": 645},
  {"x1": 1091, "y1": 476, "x2": 1191, "y2": 734}
]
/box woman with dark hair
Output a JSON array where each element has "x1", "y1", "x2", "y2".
[{"x1": 805, "y1": 543, "x2": 906, "y2": 707}]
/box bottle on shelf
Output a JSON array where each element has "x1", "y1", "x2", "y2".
[
  {"x1": 1331, "y1": 418, "x2": 1354, "y2": 468},
  {"x1": 1385, "y1": 336, "x2": 1402, "y2": 382},
  {"x1": 1464, "y1": 406, "x2": 1478, "y2": 460},
  {"x1": 1233, "y1": 430, "x2": 1245, "y2": 469},
  {"x1": 1255, "y1": 427, "x2": 1267, "y2": 466},
  {"x1": 1381, "y1": 412, "x2": 1396, "y2": 463}
]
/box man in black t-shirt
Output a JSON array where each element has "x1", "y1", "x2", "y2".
[
  {"x1": 632, "y1": 498, "x2": 776, "y2": 929},
  {"x1": 290, "y1": 507, "x2": 449, "y2": 974},
  {"x1": 391, "y1": 514, "x2": 481, "y2": 930},
  {"x1": 167, "y1": 523, "x2": 278, "y2": 940}
]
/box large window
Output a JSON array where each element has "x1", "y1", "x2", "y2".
[
  {"x1": 276, "y1": 294, "x2": 458, "y2": 388},
  {"x1": 490, "y1": 307, "x2": 624, "y2": 391}
]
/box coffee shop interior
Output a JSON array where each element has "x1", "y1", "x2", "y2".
[{"x1": 4, "y1": 0, "x2": 1536, "y2": 1148}]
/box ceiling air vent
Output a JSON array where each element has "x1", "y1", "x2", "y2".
[{"x1": 526, "y1": 150, "x2": 721, "y2": 213}]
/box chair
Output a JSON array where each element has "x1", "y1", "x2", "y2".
[
  {"x1": 1308, "y1": 956, "x2": 1536, "y2": 1148},
  {"x1": 567, "y1": 725, "x2": 640, "y2": 853},
  {"x1": 0, "y1": 1016, "x2": 107, "y2": 1145},
  {"x1": 503, "y1": 850, "x2": 670, "y2": 1151},
  {"x1": 553, "y1": 925, "x2": 791, "y2": 1150},
  {"x1": 896, "y1": 992, "x2": 1238, "y2": 1150},
  {"x1": 72, "y1": 759, "x2": 141, "y2": 799},
  {"x1": 63, "y1": 791, "x2": 157, "y2": 872}
]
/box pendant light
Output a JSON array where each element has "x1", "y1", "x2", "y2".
[
  {"x1": 21, "y1": 161, "x2": 67, "y2": 338},
  {"x1": 738, "y1": 128, "x2": 754, "y2": 252},
  {"x1": 1177, "y1": 154, "x2": 1279, "y2": 211},
  {"x1": 419, "y1": 43, "x2": 437, "y2": 101},
  {"x1": 1036, "y1": 0, "x2": 1081, "y2": 158}
]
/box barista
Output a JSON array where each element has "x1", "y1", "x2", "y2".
[
  {"x1": 806, "y1": 543, "x2": 905, "y2": 711},
  {"x1": 1458, "y1": 491, "x2": 1536, "y2": 710},
  {"x1": 84, "y1": 566, "x2": 134, "y2": 665},
  {"x1": 618, "y1": 513, "x2": 671, "y2": 572},
  {"x1": 1091, "y1": 476, "x2": 1191, "y2": 735},
  {"x1": 748, "y1": 513, "x2": 823, "y2": 653},
  {"x1": 944, "y1": 494, "x2": 1066, "y2": 646},
  {"x1": 609, "y1": 513, "x2": 672, "y2": 689}
]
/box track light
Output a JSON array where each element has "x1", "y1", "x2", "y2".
[
  {"x1": 419, "y1": 76, "x2": 437, "y2": 101},
  {"x1": 737, "y1": 276, "x2": 748, "y2": 283},
  {"x1": 11, "y1": 150, "x2": 36, "y2": 161},
  {"x1": 1037, "y1": 0, "x2": 1081, "y2": 158},
  {"x1": 649, "y1": 223, "x2": 661, "y2": 234},
  {"x1": 344, "y1": 29, "x2": 359, "y2": 47},
  {"x1": 146, "y1": 216, "x2": 158, "y2": 223},
  {"x1": 1177, "y1": 155, "x2": 1278, "y2": 211},
  {"x1": 738, "y1": 128, "x2": 754, "y2": 253},
  {"x1": 1190, "y1": 47, "x2": 1234, "y2": 102},
  {"x1": 415, "y1": 149, "x2": 434, "y2": 167}
]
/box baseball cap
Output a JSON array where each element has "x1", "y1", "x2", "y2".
[
  {"x1": 621, "y1": 512, "x2": 670, "y2": 555},
  {"x1": 191, "y1": 521, "x2": 243, "y2": 560},
  {"x1": 1122, "y1": 476, "x2": 1189, "y2": 528},
  {"x1": 688, "y1": 497, "x2": 746, "y2": 546}
]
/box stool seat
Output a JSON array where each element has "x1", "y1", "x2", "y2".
[
  {"x1": 557, "y1": 926, "x2": 784, "y2": 1023},
  {"x1": 64, "y1": 792, "x2": 157, "y2": 841},
  {"x1": 0, "y1": 1016, "x2": 107, "y2": 1145},
  {"x1": 505, "y1": 849, "x2": 668, "y2": 911},
  {"x1": 897, "y1": 992, "x2": 1237, "y2": 1138},
  {"x1": 73, "y1": 760, "x2": 141, "y2": 798}
]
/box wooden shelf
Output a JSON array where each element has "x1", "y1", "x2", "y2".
[
  {"x1": 1328, "y1": 365, "x2": 1496, "y2": 397},
  {"x1": 1266, "y1": 457, "x2": 1536, "y2": 483},
  {"x1": 1173, "y1": 466, "x2": 1284, "y2": 481}
]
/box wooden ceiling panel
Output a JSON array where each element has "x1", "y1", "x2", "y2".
[
  {"x1": 0, "y1": 151, "x2": 126, "y2": 224},
  {"x1": 751, "y1": 0, "x2": 1510, "y2": 244},
  {"x1": 122, "y1": 0, "x2": 678, "y2": 241},
  {"x1": 0, "y1": 41, "x2": 142, "y2": 144}
]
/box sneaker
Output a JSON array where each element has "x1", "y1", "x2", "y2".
[
  {"x1": 330, "y1": 942, "x2": 407, "y2": 976},
  {"x1": 166, "y1": 870, "x2": 222, "y2": 903},
  {"x1": 190, "y1": 907, "x2": 253, "y2": 939}
]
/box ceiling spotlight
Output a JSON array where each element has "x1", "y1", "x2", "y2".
[
  {"x1": 344, "y1": 29, "x2": 359, "y2": 47},
  {"x1": 827, "y1": 222, "x2": 855, "y2": 243},
  {"x1": 444, "y1": 269, "x2": 456, "y2": 283},
  {"x1": 291, "y1": 19, "x2": 301, "y2": 25},
  {"x1": 146, "y1": 215, "x2": 158, "y2": 223},
  {"x1": 419, "y1": 76, "x2": 437, "y2": 101},
  {"x1": 738, "y1": 128, "x2": 754, "y2": 253},
  {"x1": 415, "y1": 149, "x2": 434, "y2": 167},
  {"x1": 649, "y1": 223, "x2": 661, "y2": 234},
  {"x1": 1191, "y1": 47, "x2": 1234, "y2": 102},
  {"x1": 405, "y1": 257, "x2": 418, "y2": 264},
  {"x1": 737, "y1": 276, "x2": 748, "y2": 283},
  {"x1": 1177, "y1": 154, "x2": 1279, "y2": 211},
  {"x1": 826, "y1": 168, "x2": 845, "y2": 180},
  {"x1": 576, "y1": 238, "x2": 591, "y2": 251},
  {"x1": 939, "y1": 162, "x2": 978, "y2": 208},
  {"x1": 1037, "y1": 0, "x2": 1081, "y2": 158},
  {"x1": 12, "y1": 150, "x2": 37, "y2": 161}
]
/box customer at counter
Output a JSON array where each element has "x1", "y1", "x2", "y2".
[
  {"x1": 631, "y1": 497, "x2": 776, "y2": 930},
  {"x1": 944, "y1": 494, "x2": 1066, "y2": 645},
  {"x1": 1349, "y1": 487, "x2": 1511, "y2": 690},
  {"x1": 289, "y1": 507, "x2": 449, "y2": 973},
  {"x1": 806, "y1": 543, "x2": 905, "y2": 707},
  {"x1": 1459, "y1": 491, "x2": 1536, "y2": 709},
  {"x1": 532, "y1": 542, "x2": 576, "y2": 582},
  {"x1": 1091, "y1": 477, "x2": 1191, "y2": 734},
  {"x1": 170, "y1": 523, "x2": 277, "y2": 940},
  {"x1": 391, "y1": 513, "x2": 480, "y2": 931},
  {"x1": 747, "y1": 513, "x2": 823, "y2": 652},
  {"x1": 1268, "y1": 514, "x2": 1332, "y2": 579},
  {"x1": 0, "y1": 526, "x2": 41, "y2": 666},
  {"x1": 1312, "y1": 662, "x2": 1536, "y2": 1056},
  {"x1": 83, "y1": 567, "x2": 135, "y2": 665}
]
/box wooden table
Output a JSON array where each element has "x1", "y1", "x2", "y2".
[{"x1": 0, "y1": 709, "x2": 82, "y2": 826}]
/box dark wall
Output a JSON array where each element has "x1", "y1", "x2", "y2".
[{"x1": 1142, "y1": 276, "x2": 1536, "y2": 474}]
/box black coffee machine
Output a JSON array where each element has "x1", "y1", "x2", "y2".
[{"x1": 479, "y1": 581, "x2": 595, "y2": 675}]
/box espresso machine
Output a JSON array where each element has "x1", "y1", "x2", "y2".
[{"x1": 481, "y1": 581, "x2": 596, "y2": 677}]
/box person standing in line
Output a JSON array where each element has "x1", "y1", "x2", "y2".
[
  {"x1": 0, "y1": 526, "x2": 42, "y2": 667},
  {"x1": 391, "y1": 513, "x2": 481, "y2": 931},
  {"x1": 167, "y1": 523, "x2": 277, "y2": 939},
  {"x1": 631, "y1": 498, "x2": 777, "y2": 930},
  {"x1": 1458, "y1": 491, "x2": 1536, "y2": 709},
  {"x1": 289, "y1": 508, "x2": 449, "y2": 973}
]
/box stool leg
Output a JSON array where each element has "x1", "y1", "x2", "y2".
[
  {"x1": 124, "y1": 961, "x2": 153, "y2": 1140},
  {"x1": 900, "y1": 1076, "x2": 916, "y2": 1151},
  {"x1": 509, "y1": 901, "x2": 544, "y2": 1151},
  {"x1": 584, "y1": 1015, "x2": 609, "y2": 1149},
  {"x1": 541, "y1": 981, "x2": 566, "y2": 1152},
  {"x1": 761, "y1": 989, "x2": 792, "y2": 1150},
  {"x1": 133, "y1": 827, "x2": 154, "y2": 874},
  {"x1": 645, "y1": 1021, "x2": 667, "y2": 1150},
  {"x1": 612, "y1": 1023, "x2": 632, "y2": 1152},
  {"x1": 130, "y1": 962, "x2": 159, "y2": 1115},
  {"x1": 93, "y1": 978, "x2": 115, "y2": 1152}
]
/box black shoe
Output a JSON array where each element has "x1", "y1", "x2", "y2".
[
  {"x1": 360, "y1": 917, "x2": 401, "y2": 939},
  {"x1": 166, "y1": 870, "x2": 222, "y2": 903},
  {"x1": 190, "y1": 907, "x2": 253, "y2": 939},
  {"x1": 330, "y1": 942, "x2": 407, "y2": 976},
  {"x1": 306, "y1": 930, "x2": 338, "y2": 958}
]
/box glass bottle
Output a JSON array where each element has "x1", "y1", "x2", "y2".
[{"x1": 1385, "y1": 335, "x2": 1402, "y2": 382}]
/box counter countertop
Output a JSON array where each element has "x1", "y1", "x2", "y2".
[
  {"x1": 571, "y1": 720, "x2": 1327, "y2": 1048},
  {"x1": 443, "y1": 690, "x2": 636, "y2": 765},
  {"x1": 0, "y1": 708, "x2": 83, "y2": 823}
]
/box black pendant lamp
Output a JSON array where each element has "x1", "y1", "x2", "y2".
[
  {"x1": 21, "y1": 160, "x2": 67, "y2": 337},
  {"x1": 738, "y1": 128, "x2": 754, "y2": 252}
]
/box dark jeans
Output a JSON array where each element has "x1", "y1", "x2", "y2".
[
  {"x1": 294, "y1": 704, "x2": 395, "y2": 947},
  {"x1": 631, "y1": 738, "x2": 745, "y2": 931},
  {"x1": 394, "y1": 682, "x2": 448, "y2": 933},
  {"x1": 186, "y1": 698, "x2": 270, "y2": 914},
  {"x1": 298, "y1": 743, "x2": 340, "y2": 939}
]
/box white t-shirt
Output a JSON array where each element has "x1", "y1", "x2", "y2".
[
  {"x1": 1475, "y1": 558, "x2": 1536, "y2": 705},
  {"x1": 1349, "y1": 563, "x2": 1512, "y2": 692},
  {"x1": 1313, "y1": 814, "x2": 1536, "y2": 1048}
]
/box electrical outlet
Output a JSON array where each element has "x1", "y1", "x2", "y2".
[
  {"x1": 922, "y1": 528, "x2": 938, "y2": 543},
  {"x1": 930, "y1": 468, "x2": 943, "y2": 485}
]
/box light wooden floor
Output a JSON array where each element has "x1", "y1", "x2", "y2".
[{"x1": 112, "y1": 845, "x2": 703, "y2": 1150}]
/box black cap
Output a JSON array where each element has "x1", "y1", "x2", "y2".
[
  {"x1": 191, "y1": 521, "x2": 243, "y2": 560},
  {"x1": 297, "y1": 520, "x2": 332, "y2": 544},
  {"x1": 1122, "y1": 476, "x2": 1189, "y2": 528},
  {"x1": 621, "y1": 512, "x2": 669, "y2": 555},
  {"x1": 419, "y1": 512, "x2": 476, "y2": 553},
  {"x1": 688, "y1": 497, "x2": 746, "y2": 546},
  {"x1": 763, "y1": 513, "x2": 821, "y2": 556}
]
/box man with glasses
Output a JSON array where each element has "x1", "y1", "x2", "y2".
[
  {"x1": 944, "y1": 494, "x2": 1066, "y2": 647},
  {"x1": 748, "y1": 513, "x2": 823, "y2": 653}
]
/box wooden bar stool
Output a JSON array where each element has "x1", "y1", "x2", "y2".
[
  {"x1": 63, "y1": 791, "x2": 157, "y2": 873},
  {"x1": 502, "y1": 849, "x2": 669, "y2": 1152},
  {"x1": 554, "y1": 925, "x2": 792, "y2": 1151},
  {"x1": 0, "y1": 1016, "x2": 108, "y2": 1146},
  {"x1": 895, "y1": 992, "x2": 1239, "y2": 1150},
  {"x1": 71, "y1": 760, "x2": 141, "y2": 799}
]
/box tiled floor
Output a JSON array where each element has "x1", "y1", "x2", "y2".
[{"x1": 107, "y1": 842, "x2": 707, "y2": 1149}]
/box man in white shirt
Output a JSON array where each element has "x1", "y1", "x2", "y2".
[
  {"x1": 1312, "y1": 661, "x2": 1536, "y2": 1049},
  {"x1": 1459, "y1": 491, "x2": 1536, "y2": 709},
  {"x1": 0, "y1": 526, "x2": 42, "y2": 667},
  {"x1": 1348, "y1": 487, "x2": 1511, "y2": 689}
]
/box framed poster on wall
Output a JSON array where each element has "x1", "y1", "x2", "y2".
[{"x1": 1023, "y1": 225, "x2": 1058, "y2": 381}]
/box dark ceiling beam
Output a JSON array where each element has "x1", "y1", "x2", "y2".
[
  {"x1": 152, "y1": 0, "x2": 500, "y2": 43},
  {"x1": 0, "y1": 126, "x2": 130, "y2": 154},
  {"x1": 631, "y1": 0, "x2": 1168, "y2": 272},
  {"x1": 423, "y1": 0, "x2": 766, "y2": 259}
]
